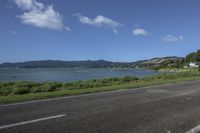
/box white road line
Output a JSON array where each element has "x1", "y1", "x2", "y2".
[
  {"x1": 0, "y1": 80, "x2": 198, "y2": 107},
  {"x1": 186, "y1": 125, "x2": 200, "y2": 133},
  {"x1": 0, "y1": 114, "x2": 66, "y2": 129}
]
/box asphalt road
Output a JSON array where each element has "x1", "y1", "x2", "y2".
[{"x1": 1, "y1": 80, "x2": 200, "y2": 133}]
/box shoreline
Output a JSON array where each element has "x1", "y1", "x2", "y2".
[{"x1": 0, "y1": 69, "x2": 200, "y2": 104}]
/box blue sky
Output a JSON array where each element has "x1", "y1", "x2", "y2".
[{"x1": 0, "y1": 0, "x2": 200, "y2": 63}]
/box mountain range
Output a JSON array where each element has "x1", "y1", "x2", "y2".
[{"x1": 0, "y1": 56, "x2": 183, "y2": 68}]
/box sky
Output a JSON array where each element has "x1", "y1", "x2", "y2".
[{"x1": 0, "y1": 0, "x2": 200, "y2": 63}]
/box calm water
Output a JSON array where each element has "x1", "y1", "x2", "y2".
[{"x1": 0, "y1": 68, "x2": 160, "y2": 82}]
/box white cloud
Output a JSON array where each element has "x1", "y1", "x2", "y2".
[
  {"x1": 133, "y1": 28, "x2": 150, "y2": 36},
  {"x1": 13, "y1": 0, "x2": 70, "y2": 31},
  {"x1": 162, "y1": 35, "x2": 183, "y2": 43},
  {"x1": 14, "y1": 0, "x2": 43, "y2": 10},
  {"x1": 73, "y1": 13, "x2": 123, "y2": 34},
  {"x1": 9, "y1": 30, "x2": 17, "y2": 35}
]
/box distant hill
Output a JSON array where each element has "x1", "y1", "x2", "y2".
[
  {"x1": 134, "y1": 56, "x2": 184, "y2": 68},
  {"x1": 1, "y1": 49, "x2": 199, "y2": 69},
  {"x1": 0, "y1": 57, "x2": 183, "y2": 68},
  {"x1": 0, "y1": 60, "x2": 134, "y2": 68}
]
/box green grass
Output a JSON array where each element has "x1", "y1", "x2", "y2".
[
  {"x1": 158, "y1": 68, "x2": 198, "y2": 72},
  {"x1": 1, "y1": 70, "x2": 200, "y2": 104}
]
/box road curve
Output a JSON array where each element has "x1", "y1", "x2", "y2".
[{"x1": 1, "y1": 80, "x2": 200, "y2": 133}]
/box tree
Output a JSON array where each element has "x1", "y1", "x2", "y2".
[
  {"x1": 175, "y1": 60, "x2": 183, "y2": 68},
  {"x1": 196, "y1": 50, "x2": 200, "y2": 62},
  {"x1": 198, "y1": 65, "x2": 200, "y2": 73},
  {"x1": 185, "y1": 50, "x2": 200, "y2": 63},
  {"x1": 186, "y1": 52, "x2": 196, "y2": 63}
]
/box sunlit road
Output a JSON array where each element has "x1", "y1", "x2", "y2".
[{"x1": 1, "y1": 80, "x2": 200, "y2": 133}]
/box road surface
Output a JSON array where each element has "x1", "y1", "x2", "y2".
[{"x1": 1, "y1": 80, "x2": 200, "y2": 133}]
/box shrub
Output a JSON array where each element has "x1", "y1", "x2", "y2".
[
  {"x1": 122, "y1": 76, "x2": 139, "y2": 83},
  {"x1": 13, "y1": 87, "x2": 31, "y2": 95},
  {"x1": 0, "y1": 87, "x2": 14, "y2": 96},
  {"x1": 42, "y1": 83, "x2": 62, "y2": 92},
  {"x1": 63, "y1": 82, "x2": 74, "y2": 89},
  {"x1": 14, "y1": 82, "x2": 35, "y2": 89},
  {"x1": 198, "y1": 65, "x2": 200, "y2": 73}
]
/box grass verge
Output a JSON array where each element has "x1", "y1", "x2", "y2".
[{"x1": 1, "y1": 70, "x2": 200, "y2": 104}]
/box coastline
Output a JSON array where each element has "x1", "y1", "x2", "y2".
[{"x1": 0, "y1": 69, "x2": 200, "y2": 104}]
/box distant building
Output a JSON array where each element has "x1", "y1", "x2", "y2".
[{"x1": 189, "y1": 62, "x2": 199, "y2": 68}]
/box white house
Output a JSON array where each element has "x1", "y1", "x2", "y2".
[{"x1": 189, "y1": 62, "x2": 199, "y2": 68}]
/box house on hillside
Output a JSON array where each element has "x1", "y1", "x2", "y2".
[{"x1": 189, "y1": 62, "x2": 199, "y2": 68}]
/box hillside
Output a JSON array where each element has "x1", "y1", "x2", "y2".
[
  {"x1": 0, "y1": 57, "x2": 183, "y2": 68},
  {"x1": 134, "y1": 56, "x2": 184, "y2": 68},
  {"x1": 0, "y1": 60, "x2": 134, "y2": 68}
]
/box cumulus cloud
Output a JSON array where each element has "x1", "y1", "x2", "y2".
[
  {"x1": 163, "y1": 35, "x2": 183, "y2": 43},
  {"x1": 73, "y1": 13, "x2": 123, "y2": 34},
  {"x1": 133, "y1": 28, "x2": 150, "y2": 36},
  {"x1": 13, "y1": 0, "x2": 70, "y2": 31},
  {"x1": 14, "y1": 0, "x2": 43, "y2": 10}
]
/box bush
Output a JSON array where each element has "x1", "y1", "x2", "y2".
[
  {"x1": 198, "y1": 65, "x2": 200, "y2": 72},
  {"x1": 0, "y1": 87, "x2": 14, "y2": 96},
  {"x1": 13, "y1": 87, "x2": 31, "y2": 95},
  {"x1": 63, "y1": 82, "x2": 74, "y2": 89},
  {"x1": 14, "y1": 82, "x2": 35, "y2": 89},
  {"x1": 121, "y1": 76, "x2": 139, "y2": 83},
  {"x1": 42, "y1": 83, "x2": 62, "y2": 92}
]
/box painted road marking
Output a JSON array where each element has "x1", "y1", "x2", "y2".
[
  {"x1": 0, "y1": 114, "x2": 66, "y2": 129},
  {"x1": 186, "y1": 125, "x2": 200, "y2": 133}
]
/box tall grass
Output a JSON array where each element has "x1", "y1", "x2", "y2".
[
  {"x1": 1, "y1": 71, "x2": 200, "y2": 103},
  {"x1": 0, "y1": 71, "x2": 200, "y2": 97},
  {"x1": 0, "y1": 76, "x2": 139, "y2": 96}
]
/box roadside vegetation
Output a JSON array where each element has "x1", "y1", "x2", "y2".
[
  {"x1": 1, "y1": 69, "x2": 200, "y2": 103},
  {"x1": 0, "y1": 76, "x2": 139, "y2": 96}
]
